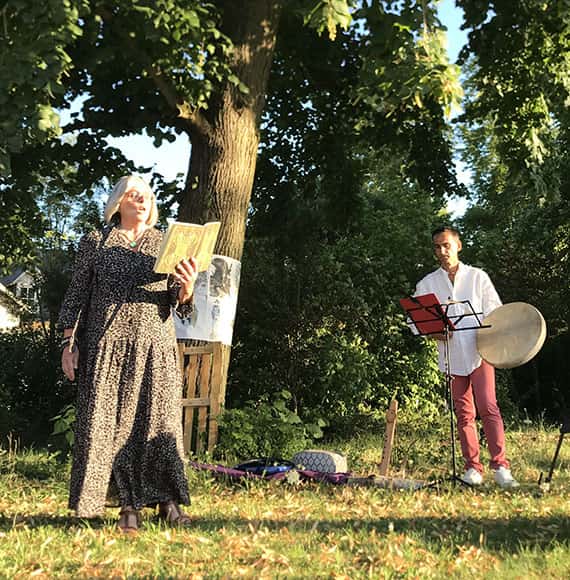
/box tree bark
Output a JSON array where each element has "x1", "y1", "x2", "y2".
[
  {"x1": 179, "y1": 0, "x2": 283, "y2": 261},
  {"x1": 177, "y1": 1, "x2": 283, "y2": 406}
]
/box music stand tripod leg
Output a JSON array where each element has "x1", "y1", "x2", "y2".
[
  {"x1": 539, "y1": 416, "x2": 570, "y2": 488},
  {"x1": 443, "y1": 326, "x2": 472, "y2": 488}
]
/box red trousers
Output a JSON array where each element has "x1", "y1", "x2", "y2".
[{"x1": 452, "y1": 360, "x2": 509, "y2": 472}]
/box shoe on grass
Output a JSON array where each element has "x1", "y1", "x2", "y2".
[
  {"x1": 461, "y1": 467, "x2": 483, "y2": 486},
  {"x1": 494, "y1": 466, "x2": 519, "y2": 489}
]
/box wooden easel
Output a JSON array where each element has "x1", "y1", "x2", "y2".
[{"x1": 177, "y1": 341, "x2": 228, "y2": 454}]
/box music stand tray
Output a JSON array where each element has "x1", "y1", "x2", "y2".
[{"x1": 400, "y1": 293, "x2": 456, "y2": 336}]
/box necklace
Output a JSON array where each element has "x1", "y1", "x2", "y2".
[{"x1": 117, "y1": 227, "x2": 148, "y2": 248}]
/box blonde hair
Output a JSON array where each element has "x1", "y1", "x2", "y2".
[{"x1": 103, "y1": 175, "x2": 158, "y2": 227}]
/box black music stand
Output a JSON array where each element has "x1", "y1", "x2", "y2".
[
  {"x1": 400, "y1": 293, "x2": 490, "y2": 487},
  {"x1": 538, "y1": 415, "x2": 570, "y2": 490}
]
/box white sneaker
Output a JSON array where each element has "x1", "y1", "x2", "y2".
[
  {"x1": 494, "y1": 466, "x2": 520, "y2": 489},
  {"x1": 461, "y1": 467, "x2": 483, "y2": 486}
]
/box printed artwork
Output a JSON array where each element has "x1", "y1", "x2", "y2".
[{"x1": 174, "y1": 254, "x2": 241, "y2": 345}]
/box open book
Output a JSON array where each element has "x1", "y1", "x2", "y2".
[{"x1": 154, "y1": 221, "x2": 221, "y2": 274}]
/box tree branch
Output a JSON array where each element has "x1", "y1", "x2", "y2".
[
  {"x1": 147, "y1": 65, "x2": 212, "y2": 141},
  {"x1": 95, "y1": 4, "x2": 212, "y2": 142}
]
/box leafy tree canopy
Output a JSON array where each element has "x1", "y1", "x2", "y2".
[
  {"x1": 458, "y1": 0, "x2": 570, "y2": 175},
  {"x1": 1, "y1": 0, "x2": 463, "y2": 265}
]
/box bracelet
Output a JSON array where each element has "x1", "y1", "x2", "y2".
[{"x1": 60, "y1": 337, "x2": 75, "y2": 352}]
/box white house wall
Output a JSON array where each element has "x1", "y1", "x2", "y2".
[{"x1": 0, "y1": 305, "x2": 20, "y2": 329}]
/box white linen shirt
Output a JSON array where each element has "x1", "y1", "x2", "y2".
[{"x1": 414, "y1": 262, "x2": 502, "y2": 376}]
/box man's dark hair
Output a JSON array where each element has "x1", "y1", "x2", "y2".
[{"x1": 431, "y1": 225, "x2": 461, "y2": 240}]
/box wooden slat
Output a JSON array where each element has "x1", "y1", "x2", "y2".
[
  {"x1": 184, "y1": 355, "x2": 199, "y2": 399},
  {"x1": 181, "y1": 343, "x2": 215, "y2": 357},
  {"x1": 196, "y1": 352, "x2": 212, "y2": 453},
  {"x1": 207, "y1": 342, "x2": 224, "y2": 452},
  {"x1": 177, "y1": 343, "x2": 185, "y2": 378},
  {"x1": 181, "y1": 397, "x2": 210, "y2": 408},
  {"x1": 183, "y1": 355, "x2": 200, "y2": 454},
  {"x1": 379, "y1": 399, "x2": 398, "y2": 476},
  {"x1": 177, "y1": 340, "x2": 228, "y2": 455}
]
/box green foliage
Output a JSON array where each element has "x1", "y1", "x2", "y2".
[
  {"x1": 217, "y1": 390, "x2": 325, "y2": 460},
  {"x1": 458, "y1": 0, "x2": 570, "y2": 171},
  {"x1": 303, "y1": 0, "x2": 355, "y2": 40},
  {"x1": 50, "y1": 404, "x2": 76, "y2": 450},
  {"x1": 231, "y1": 149, "x2": 446, "y2": 434},
  {"x1": 0, "y1": 1, "x2": 232, "y2": 173},
  {"x1": 0, "y1": 327, "x2": 73, "y2": 445},
  {"x1": 457, "y1": 3, "x2": 570, "y2": 420},
  {"x1": 0, "y1": 182, "x2": 43, "y2": 275},
  {"x1": 0, "y1": 0, "x2": 88, "y2": 173},
  {"x1": 510, "y1": 333, "x2": 570, "y2": 422},
  {"x1": 356, "y1": 4, "x2": 463, "y2": 120}
]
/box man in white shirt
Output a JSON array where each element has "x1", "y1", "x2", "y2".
[{"x1": 415, "y1": 226, "x2": 519, "y2": 488}]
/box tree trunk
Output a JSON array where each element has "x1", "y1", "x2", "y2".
[
  {"x1": 179, "y1": 0, "x2": 283, "y2": 261},
  {"x1": 177, "y1": 1, "x2": 283, "y2": 405}
]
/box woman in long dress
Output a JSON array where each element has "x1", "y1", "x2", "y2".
[{"x1": 59, "y1": 175, "x2": 198, "y2": 533}]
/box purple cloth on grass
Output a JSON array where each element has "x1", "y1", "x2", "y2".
[{"x1": 188, "y1": 461, "x2": 351, "y2": 484}]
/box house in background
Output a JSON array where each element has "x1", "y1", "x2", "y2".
[
  {"x1": 0, "y1": 269, "x2": 38, "y2": 311},
  {"x1": 0, "y1": 282, "x2": 28, "y2": 330},
  {"x1": 1, "y1": 269, "x2": 36, "y2": 303}
]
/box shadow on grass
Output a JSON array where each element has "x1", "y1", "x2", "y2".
[
  {"x1": 526, "y1": 452, "x2": 568, "y2": 475},
  {"x1": 1, "y1": 512, "x2": 569, "y2": 554},
  {"x1": 0, "y1": 514, "x2": 108, "y2": 531}
]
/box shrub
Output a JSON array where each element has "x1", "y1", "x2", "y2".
[
  {"x1": 216, "y1": 390, "x2": 325, "y2": 461},
  {"x1": 0, "y1": 327, "x2": 73, "y2": 446}
]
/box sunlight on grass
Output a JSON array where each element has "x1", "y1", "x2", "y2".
[{"x1": 1, "y1": 425, "x2": 569, "y2": 578}]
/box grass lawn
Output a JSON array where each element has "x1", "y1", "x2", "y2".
[{"x1": 1, "y1": 424, "x2": 569, "y2": 579}]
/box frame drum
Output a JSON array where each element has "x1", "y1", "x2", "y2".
[{"x1": 477, "y1": 302, "x2": 547, "y2": 369}]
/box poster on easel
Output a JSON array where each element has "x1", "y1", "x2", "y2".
[{"x1": 174, "y1": 254, "x2": 241, "y2": 346}]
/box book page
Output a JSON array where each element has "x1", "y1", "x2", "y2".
[
  {"x1": 153, "y1": 221, "x2": 221, "y2": 274},
  {"x1": 195, "y1": 222, "x2": 221, "y2": 271}
]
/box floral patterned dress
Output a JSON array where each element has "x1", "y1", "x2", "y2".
[{"x1": 58, "y1": 226, "x2": 192, "y2": 517}]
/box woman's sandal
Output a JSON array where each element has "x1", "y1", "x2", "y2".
[
  {"x1": 117, "y1": 507, "x2": 140, "y2": 534},
  {"x1": 158, "y1": 501, "x2": 192, "y2": 527}
]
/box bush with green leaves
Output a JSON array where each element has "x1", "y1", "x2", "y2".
[
  {"x1": 50, "y1": 403, "x2": 76, "y2": 450},
  {"x1": 229, "y1": 151, "x2": 449, "y2": 436},
  {"x1": 0, "y1": 327, "x2": 73, "y2": 446},
  {"x1": 216, "y1": 390, "x2": 325, "y2": 461}
]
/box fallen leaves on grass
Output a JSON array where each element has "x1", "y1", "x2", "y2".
[{"x1": 1, "y1": 428, "x2": 569, "y2": 578}]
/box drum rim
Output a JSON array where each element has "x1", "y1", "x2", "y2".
[{"x1": 476, "y1": 302, "x2": 547, "y2": 369}]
